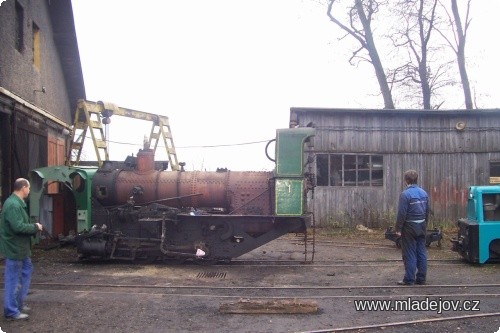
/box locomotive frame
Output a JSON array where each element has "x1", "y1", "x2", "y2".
[{"x1": 29, "y1": 127, "x2": 316, "y2": 263}]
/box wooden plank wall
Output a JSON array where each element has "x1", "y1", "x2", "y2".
[{"x1": 294, "y1": 109, "x2": 500, "y2": 227}]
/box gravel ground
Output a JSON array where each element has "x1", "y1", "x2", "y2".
[{"x1": 0, "y1": 229, "x2": 499, "y2": 333}]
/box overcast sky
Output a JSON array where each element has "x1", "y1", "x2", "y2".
[{"x1": 70, "y1": 0, "x2": 499, "y2": 171}]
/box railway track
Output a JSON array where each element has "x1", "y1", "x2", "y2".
[
  {"x1": 28, "y1": 280, "x2": 500, "y2": 332},
  {"x1": 229, "y1": 258, "x2": 463, "y2": 266},
  {"x1": 43, "y1": 258, "x2": 465, "y2": 269},
  {"x1": 16, "y1": 238, "x2": 500, "y2": 333},
  {"x1": 297, "y1": 312, "x2": 500, "y2": 333},
  {"x1": 30, "y1": 280, "x2": 500, "y2": 298}
]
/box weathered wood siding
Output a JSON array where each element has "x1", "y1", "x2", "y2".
[{"x1": 293, "y1": 108, "x2": 500, "y2": 227}]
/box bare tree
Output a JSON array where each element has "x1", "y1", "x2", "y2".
[
  {"x1": 438, "y1": 0, "x2": 473, "y2": 109},
  {"x1": 391, "y1": 0, "x2": 447, "y2": 109},
  {"x1": 326, "y1": 0, "x2": 395, "y2": 109}
]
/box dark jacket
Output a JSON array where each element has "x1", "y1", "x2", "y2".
[{"x1": 0, "y1": 194, "x2": 38, "y2": 260}]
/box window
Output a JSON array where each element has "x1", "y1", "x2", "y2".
[
  {"x1": 15, "y1": 1, "x2": 24, "y2": 52},
  {"x1": 316, "y1": 154, "x2": 383, "y2": 187},
  {"x1": 490, "y1": 161, "x2": 500, "y2": 184},
  {"x1": 32, "y1": 22, "x2": 40, "y2": 69}
]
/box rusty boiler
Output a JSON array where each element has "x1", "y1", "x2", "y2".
[{"x1": 92, "y1": 148, "x2": 274, "y2": 215}]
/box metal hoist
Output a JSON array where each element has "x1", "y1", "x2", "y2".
[{"x1": 66, "y1": 99, "x2": 179, "y2": 171}]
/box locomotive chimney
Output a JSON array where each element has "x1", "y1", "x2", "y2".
[{"x1": 135, "y1": 149, "x2": 155, "y2": 173}]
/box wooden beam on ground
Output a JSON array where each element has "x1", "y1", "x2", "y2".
[{"x1": 219, "y1": 298, "x2": 318, "y2": 314}]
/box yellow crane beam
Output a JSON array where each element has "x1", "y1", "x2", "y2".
[{"x1": 66, "y1": 99, "x2": 179, "y2": 170}]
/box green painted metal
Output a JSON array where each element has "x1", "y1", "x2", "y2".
[
  {"x1": 29, "y1": 166, "x2": 97, "y2": 233},
  {"x1": 465, "y1": 185, "x2": 500, "y2": 263},
  {"x1": 275, "y1": 179, "x2": 303, "y2": 215},
  {"x1": 274, "y1": 127, "x2": 314, "y2": 216},
  {"x1": 275, "y1": 127, "x2": 315, "y2": 177}
]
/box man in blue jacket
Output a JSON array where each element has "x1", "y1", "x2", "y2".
[
  {"x1": 394, "y1": 170, "x2": 429, "y2": 286},
  {"x1": 0, "y1": 178, "x2": 43, "y2": 320}
]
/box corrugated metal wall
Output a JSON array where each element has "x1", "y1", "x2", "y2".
[{"x1": 293, "y1": 108, "x2": 500, "y2": 228}]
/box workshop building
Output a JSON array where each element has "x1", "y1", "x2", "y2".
[
  {"x1": 0, "y1": 0, "x2": 85, "y2": 205},
  {"x1": 291, "y1": 107, "x2": 500, "y2": 228}
]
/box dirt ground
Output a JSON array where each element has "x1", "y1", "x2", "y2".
[{"x1": 0, "y1": 228, "x2": 499, "y2": 333}]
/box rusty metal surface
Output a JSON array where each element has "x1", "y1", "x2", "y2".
[
  {"x1": 92, "y1": 146, "x2": 274, "y2": 213},
  {"x1": 157, "y1": 170, "x2": 231, "y2": 209},
  {"x1": 92, "y1": 154, "x2": 274, "y2": 214},
  {"x1": 227, "y1": 171, "x2": 273, "y2": 215},
  {"x1": 135, "y1": 149, "x2": 155, "y2": 173}
]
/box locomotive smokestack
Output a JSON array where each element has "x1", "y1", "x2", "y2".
[{"x1": 136, "y1": 149, "x2": 155, "y2": 173}]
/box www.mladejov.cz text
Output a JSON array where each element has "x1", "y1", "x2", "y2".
[{"x1": 354, "y1": 297, "x2": 480, "y2": 314}]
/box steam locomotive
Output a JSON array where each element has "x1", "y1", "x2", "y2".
[{"x1": 29, "y1": 127, "x2": 315, "y2": 262}]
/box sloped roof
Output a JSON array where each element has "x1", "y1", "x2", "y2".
[
  {"x1": 291, "y1": 107, "x2": 500, "y2": 116},
  {"x1": 47, "y1": 0, "x2": 86, "y2": 113}
]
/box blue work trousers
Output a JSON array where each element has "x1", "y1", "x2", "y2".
[
  {"x1": 401, "y1": 222, "x2": 427, "y2": 284},
  {"x1": 3, "y1": 257, "x2": 33, "y2": 317}
]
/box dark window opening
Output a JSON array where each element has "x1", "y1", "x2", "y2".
[
  {"x1": 489, "y1": 161, "x2": 500, "y2": 184},
  {"x1": 316, "y1": 154, "x2": 383, "y2": 187},
  {"x1": 15, "y1": 1, "x2": 24, "y2": 52},
  {"x1": 482, "y1": 194, "x2": 500, "y2": 221}
]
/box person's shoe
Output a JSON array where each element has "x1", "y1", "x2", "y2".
[
  {"x1": 397, "y1": 280, "x2": 414, "y2": 285},
  {"x1": 415, "y1": 280, "x2": 426, "y2": 285},
  {"x1": 21, "y1": 305, "x2": 31, "y2": 312},
  {"x1": 5, "y1": 313, "x2": 29, "y2": 321}
]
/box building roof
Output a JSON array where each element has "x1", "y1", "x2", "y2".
[
  {"x1": 290, "y1": 107, "x2": 500, "y2": 117},
  {"x1": 47, "y1": 0, "x2": 86, "y2": 111}
]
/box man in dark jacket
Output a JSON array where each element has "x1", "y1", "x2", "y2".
[
  {"x1": 394, "y1": 170, "x2": 429, "y2": 286},
  {"x1": 0, "y1": 178, "x2": 43, "y2": 320}
]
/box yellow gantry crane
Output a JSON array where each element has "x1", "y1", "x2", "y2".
[{"x1": 66, "y1": 99, "x2": 179, "y2": 170}]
